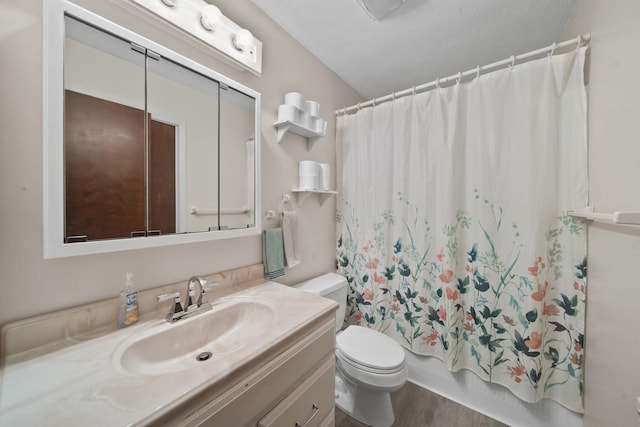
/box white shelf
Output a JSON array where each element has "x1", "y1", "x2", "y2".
[
  {"x1": 274, "y1": 120, "x2": 326, "y2": 151},
  {"x1": 291, "y1": 189, "x2": 337, "y2": 206}
]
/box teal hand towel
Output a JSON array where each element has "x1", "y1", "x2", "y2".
[{"x1": 263, "y1": 228, "x2": 285, "y2": 279}]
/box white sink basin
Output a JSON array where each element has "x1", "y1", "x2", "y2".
[{"x1": 114, "y1": 296, "x2": 276, "y2": 376}]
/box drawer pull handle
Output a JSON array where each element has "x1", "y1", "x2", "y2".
[{"x1": 295, "y1": 404, "x2": 319, "y2": 427}]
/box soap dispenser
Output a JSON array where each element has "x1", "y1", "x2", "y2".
[{"x1": 117, "y1": 272, "x2": 139, "y2": 327}]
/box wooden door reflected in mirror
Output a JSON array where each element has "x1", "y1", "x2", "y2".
[
  {"x1": 64, "y1": 91, "x2": 177, "y2": 241},
  {"x1": 63, "y1": 15, "x2": 223, "y2": 242}
]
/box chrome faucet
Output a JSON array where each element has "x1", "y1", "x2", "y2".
[
  {"x1": 186, "y1": 276, "x2": 208, "y2": 310},
  {"x1": 157, "y1": 276, "x2": 217, "y2": 323}
]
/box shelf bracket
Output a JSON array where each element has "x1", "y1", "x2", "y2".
[
  {"x1": 307, "y1": 136, "x2": 321, "y2": 152},
  {"x1": 276, "y1": 124, "x2": 292, "y2": 144},
  {"x1": 274, "y1": 118, "x2": 326, "y2": 150},
  {"x1": 292, "y1": 191, "x2": 312, "y2": 206},
  {"x1": 318, "y1": 192, "x2": 333, "y2": 205},
  {"x1": 291, "y1": 190, "x2": 337, "y2": 206}
]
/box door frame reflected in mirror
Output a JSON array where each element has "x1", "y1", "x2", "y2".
[{"x1": 43, "y1": 0, "x2": 261, "y2": 258}]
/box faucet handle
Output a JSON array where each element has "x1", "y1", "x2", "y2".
[
  {"x1": 187, "y1": 276, "x2": 218, "y2": 307},
  {"x1": 157, "y1": 292, "x2": 180, "y2": 303},
  {"x1": 157, "y1": 292, "x2": 183, "y2": 321},
  {"x1": 198, "y1": 281, "x2": 218, "y2": 306},
  {"x1": 201, "y1": 281, "x2": 218, "y2": 292}
]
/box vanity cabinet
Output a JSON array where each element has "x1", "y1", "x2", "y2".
[
  {"x1": 163, "y1": 316, "x2": 336, "y2": 427},
  {"x1": 0, "y1": 275, "x2": 338, "y2": 426},
  {"x1": 258, "y1": 357, "x2": 334, "y2": 427}
]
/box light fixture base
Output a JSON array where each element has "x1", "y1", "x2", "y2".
[{"x1": 357, "y1": 0, "x2": 406, "y2": 20}]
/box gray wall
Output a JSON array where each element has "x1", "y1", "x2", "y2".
[{"x1": 563, "y1": 1, "x2": 640, "y2": 426}]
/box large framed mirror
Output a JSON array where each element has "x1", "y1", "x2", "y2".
[{"x1": 44, "y1": 1, "x2": 261, "y2": 258}]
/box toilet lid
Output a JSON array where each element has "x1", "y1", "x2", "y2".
[{"x1": 336, "y1": 325, "x2": 405, "y2": 371}]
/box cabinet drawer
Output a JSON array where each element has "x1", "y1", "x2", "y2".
[{"x1": 258, "y1": 356, "x2": 335, "y2": 427}]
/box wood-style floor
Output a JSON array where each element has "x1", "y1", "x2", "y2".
[{"x1": 335, "y1": 381, "x2": 508, "y2": 427}]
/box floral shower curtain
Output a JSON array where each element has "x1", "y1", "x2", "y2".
[{"x1": 336, "y1": 47, "x2": 588, "y2": 412}]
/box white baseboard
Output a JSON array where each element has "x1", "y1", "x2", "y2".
[{"x1": 404, "y1": 351, "x2": 584, "y2": 427}]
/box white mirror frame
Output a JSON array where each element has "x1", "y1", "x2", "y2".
[{"x1": 43, "y1": 0, "x2": 261, "y2": 258}]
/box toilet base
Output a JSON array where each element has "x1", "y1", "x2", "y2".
[{"x1": 335, "y1": 373, "x2": 395, "y2": 427}]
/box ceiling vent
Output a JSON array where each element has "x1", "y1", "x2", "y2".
[{"x1": 357, "y1": 0, "x2": 407, "y2": 20}]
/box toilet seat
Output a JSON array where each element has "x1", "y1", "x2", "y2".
[
  {"x1": 336, "y1": 325, "x2": 405, "y2": 372},
  {"x1": 336, "y1": 349, "x2": 404, "y2": 374}
]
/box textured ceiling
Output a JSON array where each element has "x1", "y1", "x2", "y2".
[{"x1": 250, "y1": 0, "x2": 576, "y2": 100}]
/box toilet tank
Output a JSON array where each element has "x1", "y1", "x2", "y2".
[{"x1": 293, "y1": 273, "x2": 348, "y2": 332}]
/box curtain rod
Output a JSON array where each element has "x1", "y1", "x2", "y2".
[{"x1": 336, "y1": 33, "x2": 591, "y2": 116}]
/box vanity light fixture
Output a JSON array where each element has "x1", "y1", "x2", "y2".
[
  {"x1": 126, "y1": 0, "x2": 262, "y2": 75},
  {"x1": 200, "y1": 4, "x2": 222, "y2": 31},
  {"x1": 233, "y1": 28, "x2": 254, "y2": 52}
]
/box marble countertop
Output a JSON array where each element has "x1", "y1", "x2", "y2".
[{"x1": 0, "y1": 282, "x2": 336, "y2": 426}]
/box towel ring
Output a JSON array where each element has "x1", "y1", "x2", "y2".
[{"x1": 279, "y1": 194, "x2": 296, "y2": 213}]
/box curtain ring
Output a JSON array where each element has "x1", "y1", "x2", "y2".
[
  {"x1": 435, "y1": 78, "x2": 441, "y2": 89},
  {"x1": 548, "y1": 42, "x2": 557, "y2": 59},
  {"x1": 392, "y1": 91, "x2": 396, "y2": 100},
  {"x1": 456, "y1": 72, "x2": 462, "y2": 84},
  {"x1": 412, "y1": 85, "x2": 416, "y2": 96},
  {"x1": 476, "y1": 66, "x2": 481, "y2": 79},
  {"x1": 357, "y1": 102, "x2": 361, "y2": 111},
  {"x1": 372, "y1": 98, "x2": 376, "y2": 107},
  {"x1": 576, "y1": 34, "x2": 587, "y2": 51},
  {"x1": 509, "y1": 55, "x2": 516, "y2": 68}
]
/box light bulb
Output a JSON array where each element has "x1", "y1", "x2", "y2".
[
  {"x1": 200, "y1": 4, "x2": 223, "y2": 31},
  {"x1": 233, "y1": 28, "x2": 254, "y2": 51}
]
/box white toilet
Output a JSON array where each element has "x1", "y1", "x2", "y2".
[{"x1": 294, "y1": 273, "x2": 407, "y2": 427}]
